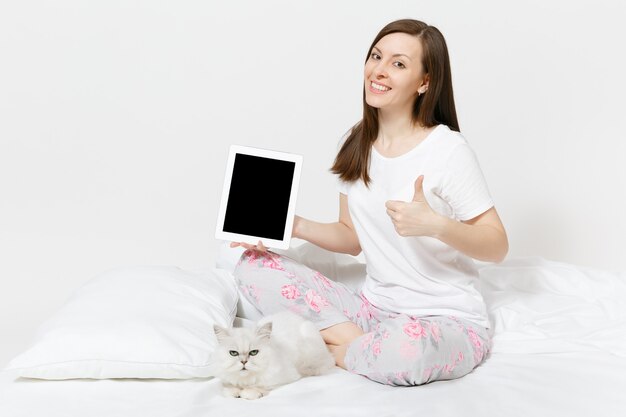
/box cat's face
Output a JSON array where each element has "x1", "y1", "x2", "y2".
[{"x1": 212, "y1": 323, "x2": 273, "y2": 376}]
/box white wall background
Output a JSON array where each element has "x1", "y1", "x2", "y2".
[{"x1": 1, "y1": 0, "x2": 625, "y2": 367}]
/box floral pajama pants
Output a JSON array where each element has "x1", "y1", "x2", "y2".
[{"x1": 233, "y1": 249, "x2": 492, "y2": 387}]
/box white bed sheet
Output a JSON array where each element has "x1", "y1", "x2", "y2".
[
  {"x1": 1, "y1": 351, "x2": 625, "y2": 417},
  {"x1": 1, "y1": 257, "x2": 625, "y2": 416}
]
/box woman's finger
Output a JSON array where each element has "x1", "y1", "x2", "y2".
[{"x1": 230, "y1": 241, "x2": 268, "y2": 253}]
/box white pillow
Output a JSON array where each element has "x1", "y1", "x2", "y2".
[{"x1": 5, "y1": 265, "x2": 238, "y2": 380}]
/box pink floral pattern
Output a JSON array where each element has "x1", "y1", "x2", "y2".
[
  {"x1": 356, "y1": 294, "x2": 375, "y2": 321},
  {"x1": 357, "y1": 328, "x2": 386, "y2": 366},
  {"x1": 403, "y1": 320, "x2": 428, "y2": 340},
  {"x1": 280, "y1": 284, "x2": 301, "y2": 300},
  {"x1": 244, "y1": 250, "x2": 260, "y2": 265},
  {"x1": 314, "y1": 271, "x2": 334, "y2": 288},
  {"x1": 466, "y1": 326, "x2": 487, "y2": 364},
  {"x1": 443, "y1": 351, "x2": 465, "y2": 375},
  {"x1": 360, "y1": 333, "x2": 374, "y2": 349},
  {"x1": 372, "y1": 340, "x2": 382, "y2": 356},
  {"x1": 304, "y1": 289, "x2": 330, "y2": 313},
  {"x1": 240, "y1": 283, "x2": 260, "y2": 303},
  {"x1": 430, "y1": 322, "x2": 441, "y2": 343},
  {"x1": 422, "y1": 366, "x2": 436, "y2": 382},
  {"x1": 261, "y1": 252, "x2": 285, "y2": 270},
  {"x1": 239, "y1": 249, "x2": 285, "y2": 271},
  {"x1": 467, "y1": 327, "x2": 482, "y2": 348}
]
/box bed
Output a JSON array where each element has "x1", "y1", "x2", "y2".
[{"x1": 1, "y1": 243, "x2": 625, "y2": 417}]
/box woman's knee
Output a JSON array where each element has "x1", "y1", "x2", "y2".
[
  {"x1": 351, "y1": 348, "x2": 474, "y2": 387},
  {"x1": 344, "y1": 316, "x2": 487, "y2": 386},
  {"x1": 411, "y1": 330, "x2": 488, "y2": 385},
  {"x1": 234, "y1": 249, "x2": 283, "y2": 280},
  {"x1": 233, "y1": 249, "x2": 258, "y2": 273}
]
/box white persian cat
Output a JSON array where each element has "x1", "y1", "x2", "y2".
[{"x1": 211, "y1": 311, "x2": 335, "y2": 400}]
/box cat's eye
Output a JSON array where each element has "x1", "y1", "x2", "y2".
[
  {"x1": 249, "y1": 350, "x2": 259, "y2": 356},
  {"x1": 229, "y1": 350, "x2": 238, "y2": 357}
]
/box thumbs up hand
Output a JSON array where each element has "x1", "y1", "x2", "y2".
[
  {"x1": 410, "y1": 175, "x2": 427, "y2": 204},
  {"x1": 385, "y1": 175, "x2": 445, "y2": 238}
]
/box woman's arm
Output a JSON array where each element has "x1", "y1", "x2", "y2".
[
  {"x1": 385, "y1": 175, "x2": 508, "y2": 263},
  {"x1": 435, "y1": 207, "x2": 508, "y2": 263},
  {"x1": 231, "y1": 193, "x2": 362, "y2": 256},
  {"x1": 293, "y1": 193, "x2": 362, "y2": 256}
]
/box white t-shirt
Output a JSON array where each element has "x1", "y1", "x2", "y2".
[{"x1": 336, "y1": 124, "x2": 494, "y2": 329}]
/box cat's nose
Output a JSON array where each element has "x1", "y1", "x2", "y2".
[{"x1": 241, "y1": 360, "x2": 247, "y2": 365}]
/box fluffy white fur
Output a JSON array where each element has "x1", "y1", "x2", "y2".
[{"x1": 211, "y1": 311, "x2": 335, "y2": 399}]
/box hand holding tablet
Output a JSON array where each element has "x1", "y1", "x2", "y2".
[
  {"x1": 215, "y1": 145, "x2": 303, "y2": 250},
  {"x1": 229, "y1": 240, "x2": 269, "y2": 252}
]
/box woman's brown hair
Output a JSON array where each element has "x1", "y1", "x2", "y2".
[{"x1": 330, "y1": 19, "x2": 460, "y2": 188}]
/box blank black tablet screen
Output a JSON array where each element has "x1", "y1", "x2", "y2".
[{"x1": 223, "y1": 153, "x2": 295, "y2": 240}]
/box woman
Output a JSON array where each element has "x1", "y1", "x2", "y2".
[{"x1": 231, "y1": 19, "x2": 508, "y2": 386}]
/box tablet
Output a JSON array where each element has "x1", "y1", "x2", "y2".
[{"x1": 215, "y1": 145, "x2": 303, "y2": 250}]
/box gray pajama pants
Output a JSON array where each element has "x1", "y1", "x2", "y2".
[{"x1": 233, "y1": 249, "x2": 492, "y2": 387}]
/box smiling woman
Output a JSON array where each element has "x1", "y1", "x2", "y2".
[
  {"x1": 366, "y1": 35, "x2": 426, "y2": 111},
  {"x1": 232, "y1": 18, "x2": 508, "y2": 387},
  {"x1": 334, "y1": 19, "x2": 459, "y2": 185}
]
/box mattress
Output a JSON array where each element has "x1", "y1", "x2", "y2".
[{"x1": 1, "y1": 257, "x2": 625, "y2": 416}]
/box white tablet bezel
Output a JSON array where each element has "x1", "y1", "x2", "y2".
[{"x1": 215, "y1": 145, "x2": 303, "y2": 250}]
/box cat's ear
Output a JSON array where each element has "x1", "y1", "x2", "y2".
[
  {"x1": 213, "y1": 324, "x2": 230, "y2": 342},
  {"x1": 256, "y1": 322, "x2": 272, "y2": 340}
]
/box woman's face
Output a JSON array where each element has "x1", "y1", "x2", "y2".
[{"x1": 364, "y1": 32, "x2": 428, "y2": 113}]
